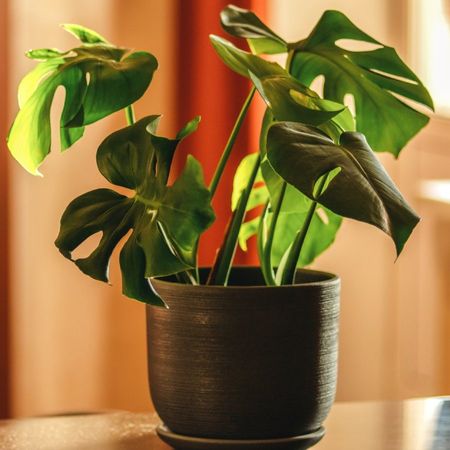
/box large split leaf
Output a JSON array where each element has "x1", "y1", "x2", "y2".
[
  {"x1": 55, "y1": 116, "x2": 215, "y2": 304},
  {"x1": 220, "y1": 4, "x2": 287, "y2": 54},
  {"x1": 210, "y1": 35, "x2": 344, "y2": 126},
  {"x1": 291, "y1": 10, "x2": 433, "y2": 155},
  {"x1": 8, "y1": 24, "x2": 158, "y2": 175},
  {"x1": 267, "y1": 121, "x2": 420, "y2": 254}
]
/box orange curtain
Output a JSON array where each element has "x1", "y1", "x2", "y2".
[
  {"x1": 175, "y1": 0, "x2": 266, "y2": 267},
  {"x1": 0, "y1": 0, "x2": 10, "y2": 419}
]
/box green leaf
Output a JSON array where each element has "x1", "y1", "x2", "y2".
[
  {"x1": 291, "y1": 10, "x2": 433, "y2": 155},
  {"x1": 272, "y1": 207, "x2": 342, "y2": 272},
  {"x1": 176, "y1": 115, "x2": 201, "y2": 139},
  {"x1": 26, "y1": 48, "x2": 65, "y2": 59},
  {"x1": 238, "y1": 217, "x2": 260, "y2": 251},
  {"x1": 55, "y1": 116, "x2": 215, "y2": 304},
  {"x1": 237, "y1": 157, "x2": 342, "y2": 266},
  {"x1": 220, "y1": 4, "x2": 287, "y2": 54},
  {"x1": 61, "y1": 23, "x2": 108, "y2": 44},
  {"x1": 8, "y1": 25, "x2": 158, "y2": 175},
  {"x1": 210, "y1": 35, "x2": 344, "y2": 126},
  {"x1": 261, "y1": 159, "x2": 309, "y2": 213},
  {"x1": 231, "y1": 153, "x2": 266, "y2": 210},
  {"x1": 119, "y1": 230, "x2": 164, "y2": 306},
  {"x1": 267, "y1": 121, "x2": 420, "y2": 255}
]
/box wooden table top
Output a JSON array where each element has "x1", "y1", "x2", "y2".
[{"x1": 0, "y1": 397, "x2": 449, "y2": 449}]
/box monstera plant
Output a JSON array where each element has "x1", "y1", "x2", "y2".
[
  {"x1": 8, "y1": 6, "x2": 432, "y2": 302},
  {"x1": 7, "y1": 5, "x2": 434, "y2": 447}
]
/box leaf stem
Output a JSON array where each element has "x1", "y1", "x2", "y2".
[
  {"x1": 125, "y1": 105, "x2": 136, "y2": 125},
  {"x1": 261, "y1": 181, "x2": 287, "y2": 285},
  {"x1": 257, "y1": 201, "x2": 270, "y2": 282},
  {"x1": 279, "y1": 175, "x2": 328, "y2": 285},
  {"x1": 259, "y1": 49, "x2": 295, "y2": 284},
  {"x1": 207, "y1": 153, "x2": 261, "y2": 285},
  {"x1": 209, "y1": 87, "x2": 256, "y2": 197}
]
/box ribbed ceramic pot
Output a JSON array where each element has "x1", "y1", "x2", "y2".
[{"x1": 146, "y1": 267, "x2": 340, "y2": 440}]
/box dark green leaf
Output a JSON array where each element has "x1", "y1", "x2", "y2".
[
  {"x1": 176, "y1": 115, "x2": 201, "y2": 139},
  {"x1": 55, "y1": 116, "x2": 215, "y2": 303},
  {"x1": 291, "y1": 10, "x2": 433, "y2": 155},
  {"x1": 220, "y1": 4, "x2": 287, "y2": 54},
  {"x1": 267, "y1": 121, "x2": 420, "y2": 254},
  {"x1": 119, "y1": 231, "x2": 165, "y2": 307},
  {"x1": 8, "y1": 25, "x2": 158, "y2": 175}
]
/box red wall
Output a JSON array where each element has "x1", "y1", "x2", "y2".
[{"x1": 175, "y1": 0, "x2": 266, "y2": 267}]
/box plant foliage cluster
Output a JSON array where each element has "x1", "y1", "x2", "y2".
[{"x1": 7, "y1": 6, "x2": 433, "y2": 304}]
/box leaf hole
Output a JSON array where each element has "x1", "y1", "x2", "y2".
[
  {"x1": 310, "y1": 75, "x2": 325, "y2": 97},
  {"x1": 335, "y1": 39, "x2": 383, "y2": 52},
  {"x1": 369, "y1": 68, "x2": 418, "y2": 85},
  {"x1": 388, "y1": 90, "x2": 432, "y2": 113},
  {"x1": 316, "y1": 207, "x2": 329, "y2": 225},
  {"x1": 71, "y1": 231, "x2": 102, "y2": 260},
  {"x1": 343, "y1": 93, "x2": 356, "y2": 116}
]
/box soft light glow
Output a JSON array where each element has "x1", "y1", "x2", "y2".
[
  {"x1": 420, "y1": 179, "x2": 450, "y2": 204},
  {"x1": 414, "y1": 0, "x2": 450, "y2": 115}
]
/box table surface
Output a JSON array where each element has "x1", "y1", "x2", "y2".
[{"x1": 0, "y1": 397, "x2": 449, "y2": 450}]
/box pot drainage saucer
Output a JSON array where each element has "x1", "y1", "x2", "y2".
[{"x1": 156, "y1": 425, "x2": 325, "y2": 450}]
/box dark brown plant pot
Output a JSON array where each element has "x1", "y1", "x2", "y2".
[{"x1": 146, "y1": 266, "x2": 340, "y2": 443}]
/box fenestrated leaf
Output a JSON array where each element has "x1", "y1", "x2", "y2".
[
  {"x1": 55, "y1": 116, "x2": 215, "y2": 304},
  {"x1": 8, "y1": 24, "x2": 158, "y2": 175},
  {"x1": 267, "y1": 121, "x2": 420, "y2": 254},
  {"x1": 210, "y1": 35, "x2": 344, "y2": 126},
  {"x1": 291, "y1": 10, "x2": 433, "y2": 155},
  {"x1": 220, "y1": 4, "x2": 287, "y2": 55}
]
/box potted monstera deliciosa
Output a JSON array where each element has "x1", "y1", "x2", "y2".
[{"x1": 8, "y1": 5, "x2": 432, "y2": 450}]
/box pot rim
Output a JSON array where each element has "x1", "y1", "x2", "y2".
[{"x1": 150, "y1": 266, "x2": 339, "y2": 292}]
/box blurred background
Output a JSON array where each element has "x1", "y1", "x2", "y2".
[{"x1": 0, "y1": 0, "x2": 449, "y2": 418}]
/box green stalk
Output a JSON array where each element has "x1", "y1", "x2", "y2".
[
  {"x1": 259, "y1": 50, "x2": 295, "y2": 285},
  {"x1": 279, "y1": 175, "x2": 328, "y2": 285},
  {"x1": 209, "y1": 87, "x2": 256, "y2": 197},
  {"x1": 261, "y1": 182, "x2": 287, "y2": 285},
  {"x1": 125, "y1": 105, "x2": 135, "y2": 125},
  {"x1": 257, "y1": 201, "x2": 270, "y2": 282},
  {"x1": 207, "y1": 153, "x2": 261, "y2": 285}
]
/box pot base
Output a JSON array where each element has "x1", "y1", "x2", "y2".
[{"x1": 156, "y1": 425, "x2": 325, "y2": 450}]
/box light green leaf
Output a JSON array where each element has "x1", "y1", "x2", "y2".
[
  {"x1": 61, "y1": 23, "x2": 108, "y2": 44},
  {"x1": 291, "y1": 10, "x2": 433, "y2": 155},
  {"x1": 26, "y1": 48, "x2": 65, "y2": 59},
  {"x1": 267, "y1": 121, "x2": 420, "y2": 254},
  {"x1": 55, "y1": 116, "x2": 215, "y2": 304},
  {"x1": 272, "y1": 207, "x2": 342, "y2": 271},
  {"x1": 8, "y1": 25, "x2": 158, "y2": 175},
  {"x1": 231, "y1": 153, "x2": 266, "y2": 210}
]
